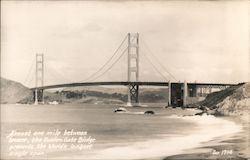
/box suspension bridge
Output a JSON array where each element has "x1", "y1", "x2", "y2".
[{"x1": 25, "y1": 33, "x2": 238, "y2": 106}]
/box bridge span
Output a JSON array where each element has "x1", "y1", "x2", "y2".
[
  {"x1": 31, "y1": 81, "x2": 240, "y2": 107},
  {"x1": 31, "y1": 81, "x2": 237, "y2": 90}
]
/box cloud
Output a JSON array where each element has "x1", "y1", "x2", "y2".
[{"x1": 1, "y1": 1, "x2": 249, "y2": 85}]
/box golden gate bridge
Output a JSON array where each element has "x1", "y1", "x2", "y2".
[{"x1": 23, "y1": 33, "x2": 239, "y2": 106}]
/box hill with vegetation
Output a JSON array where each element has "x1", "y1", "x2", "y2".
[
  {"x1": 41, "y1": 87, "x2": 169, "y2": 104},
  {"x1": 0, "y1": 77, "x2": 32, "y2": 104},
  {"x1": 191, "y1": 82, "x2": 249, "y2": 116}
]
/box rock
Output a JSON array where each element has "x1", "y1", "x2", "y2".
[
  {"x1": 207, "y1": 109, "x2": 217, "y2": 115},
  {"x1": 114, "y1": 107, "x2": 127, "y2": 113},
  {"x1": 48, "y1": 101, "x2": 59, "y2": 105},
  {"x1": 195, "y1": 112, "x2": 205, "y2": 116},
  {"x1": 144, "y1": 110, "x2": 155, "y2": 115}
]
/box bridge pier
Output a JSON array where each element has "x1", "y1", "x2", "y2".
[
  {"x1": 34, "y1": 89, "x2": 38, "y2": 105},
  {"x1": 170, "y1": 83, "x2": 183, "y2": 107},
  {"x1": 168, "y1": 81, "x2": 171, "y2": 106},
  {"x1": 33, "y1": 89, "x2": 44, "y2": 104},
  {"x1": 170, "y1": 81, "x2": 190, "y2": 107},
  {"x1": 128, "y1": 83, "x2": 139, "y2": 105},
  {"x1": 183, "y1": 81, "x2": 188, "y2": 107}
]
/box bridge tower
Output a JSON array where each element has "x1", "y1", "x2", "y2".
[
  {"x1": 127, "y1": 33, "x2": 139, "y2": 106},
  {"x1": 34, "y1": 53, "x2": 44, "y2": 104}
]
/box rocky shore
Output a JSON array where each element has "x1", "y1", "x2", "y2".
[
  {"x1": 165, "y1": 82, "x2": 250, "y2": 160},
  {"x1": 190, "y1": 82, "x2": 249, "y2": 117}
]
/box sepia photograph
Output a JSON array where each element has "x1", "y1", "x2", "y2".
[{"x1": 1, "y1": 0, "x2": 249, "y2": 159}]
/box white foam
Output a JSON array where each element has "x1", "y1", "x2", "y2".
[
  {"x1": 115, "y1": 111, "x2": 144, "y2": 115},
  {"x1": 77, "y1": 115, "x2": 242, "y2": 160}
]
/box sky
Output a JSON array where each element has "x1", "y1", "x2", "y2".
[{"x1": 1, "y1": 0, "x2": 249, "y2": 87}]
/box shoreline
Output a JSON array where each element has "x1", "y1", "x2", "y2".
[
  {"x1": 1, "y1": 104, "x2": 249, "y2": 160},
  {"x1": 72, "y1": 112, "x2": 244, "y2": 160},
  {"x1": 163, "y1": 114, "x2": 250, "y2": 160}
]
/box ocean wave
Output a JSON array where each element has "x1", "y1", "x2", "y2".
[
  {"x1": 115, "y1": 111, "x2": 145, "y2": 115},
  {"x1": 76, "y1": 115, "x2": 242, "y2": 160}
]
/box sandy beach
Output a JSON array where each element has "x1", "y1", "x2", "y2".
[{"x1": 164, "y1": 114, "x2": 250, "y2": 160}]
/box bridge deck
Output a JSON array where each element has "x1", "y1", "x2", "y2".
[{"x1": 30, "y1": 81, "x2": 239, "y2": 90}]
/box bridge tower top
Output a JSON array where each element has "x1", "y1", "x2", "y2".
[
  {"x1": 35, "y1": 53, "x2": 44, "y2": 87},
  {"x1": 127, "y1": 33, "x2": 139, "y2": 82}
]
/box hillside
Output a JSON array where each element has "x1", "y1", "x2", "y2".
[
  {"x1": 216, "y1": 82, "x2": 250, "y2": 116},
  {"x1": 47, "y1": 87, "x2": 169, "y2": 104},
  {"x1": 0, "y1": 77, "x2": 32, "y2": 104},
  {"x1": 196, "y1": 84, "x2": 242, "y2": 109},
  {"x1": 192, "y1": 82, "x2": 250, "y2": 116}
]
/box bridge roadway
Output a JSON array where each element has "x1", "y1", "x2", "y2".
[{"x1": 30, "y1": 81, "x2": 239, "y2": 90}]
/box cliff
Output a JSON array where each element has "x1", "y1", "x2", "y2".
[
  {"x1": 193, "y1": 82, "x2": 249, "y2": 116},
  {"x1": 216, "y1": 82, "x2": 250, "y2": 116}
]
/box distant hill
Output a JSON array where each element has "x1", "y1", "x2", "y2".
[
  {"x1": 52, "y1": 87, "x2": 169, "y2": 104},
  {"x1": 63, "y1": 86, "x2": 169, "y2": 103},
  {"x1": 0, "y1": 77, "x2": 169, "y2": 104},
  {"x1": 0, "y1": 77, "x2": 32, "y2": 104}
]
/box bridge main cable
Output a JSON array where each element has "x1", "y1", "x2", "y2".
[
  {"x1": 79, "y1": 34, "x2": 128, "y2": 82},
  {"x1": 88, "y1": 47, "x2": 128, "y2": 82},
  {"x1": 141, "y1": 37, "x2": 177, "y2": 81},
  {"x1": 141, "y1": 50, "x2": 169, "y2": 82}
]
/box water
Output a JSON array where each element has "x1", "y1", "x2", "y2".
[{"x1": 0, "y1": 104, "x2": 242, "y2": 160}]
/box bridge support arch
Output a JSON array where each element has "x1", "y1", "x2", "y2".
[{"x1": 129, "y1": 83, "x2": 139, "y2": 103}]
